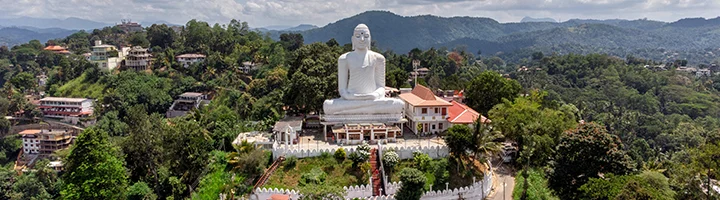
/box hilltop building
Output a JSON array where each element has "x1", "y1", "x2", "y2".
[
  {"x1": 43, "y1": 45, "x2": 71, "y2": 55},
  {"x1": 123, "y1": 46, "x2": 152, "y2": 71},
  {"x1": 39, "y1": 97, "x2": 93, "y2": 124},
  {"x1": 176, "y1": 54, "x2": 206, "y2": 68},
  {"x1": 116, "y1": 20, "x2": 143, "y2": 33},
  {"x1": 166, "y1": 92, "x2": 210, "y2": 118},
  {"x1": 90, "y1": 40, "x2": 122, "y2": 71}
]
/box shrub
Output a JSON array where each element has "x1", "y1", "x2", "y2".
[
  {"x1": 301, "y1": 167, "x2": 327, "y2": 186},
  {"x1": 413, "y1": 151, "x2": 432, "y2": 171},
  {"x1": 335, "y1": 148, "x2": 347, "y2": 161},
  {"x1": 395, "y1": 168, "x2": 427, "y2": 200},
  {"x1": 357, "y1": 142, "x2": 371, "y2": 152},
  {"x1": 320, "y1": 151, "x2": 332, "y2": 159},
  {"x1": 284, "y1": 156, "x2": 298, "y2": 170},
  {"x1": 383, "y1": 150, "x2": 400, "y2": 169}
]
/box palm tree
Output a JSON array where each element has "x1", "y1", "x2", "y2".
[{"x1": 472, "y1": 118, "x2": 504, "y2": 163}]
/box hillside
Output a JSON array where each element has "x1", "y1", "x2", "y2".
[
  {"x1": 0, "y1": 27, "x2": 77, "y2": 46},
  {"x1": 296, "y1": 11, "x2": 720, "y2": 63}
]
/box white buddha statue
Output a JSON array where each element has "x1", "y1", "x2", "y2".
[{"x1": 323, "y1": 24, "x2": 404, "y2": 117}]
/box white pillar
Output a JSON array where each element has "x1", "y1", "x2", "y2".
[{"x1": 323, "y1": 124, "x2": 327, "y2": 142}]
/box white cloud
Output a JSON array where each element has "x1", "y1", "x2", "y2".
[{"x1": 0, "y1": 0, "x2": 718, "y2": 27}]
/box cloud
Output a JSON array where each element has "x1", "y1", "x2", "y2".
[{"x1": 0, "y1": 0, "x2": 718, "y2": 27}]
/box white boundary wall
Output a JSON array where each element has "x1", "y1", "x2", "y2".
[
  {"x1": 342, "y1": 169, "x2": 492, "y2": 200},
  {"x1": 271, "y1": 145, "x2": 448, "y2": 160}
]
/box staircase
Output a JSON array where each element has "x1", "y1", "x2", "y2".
[
  {"x1": 253, "y1": 156, "x2": 285, "y2": 190},
  {"x1": 370, "y1": 148, "x2": 383, "y2": 196}
]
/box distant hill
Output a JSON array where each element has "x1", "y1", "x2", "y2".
[
  {"x1": 295, "y1": 11, "x2": 720, "y2": 63},
  {"x1": 284, "y1": 24, "x2": 318, "y2": 31},
  {"x1": 0, "y1": 27, "x2": 77, "y2": 46},
  {"x1": 0, "y1": 17, "x2": 110, "y2": 30},
  {"x1": 521, "y1": 17, "x2": 556, "y2": 23}
]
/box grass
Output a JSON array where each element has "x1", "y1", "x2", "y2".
[
  {"x1": 54, "y1": 73, "x2": 106, "y2": 99},
  {"x1": 512, "y1": 168, "x2": 559, "y2": 200},
  {"x1": 389, "y1": 157, "x2": 485, "y2": 191},
  {"x1": 265, "y1": 156, "x2": 369, "y2": 189}
]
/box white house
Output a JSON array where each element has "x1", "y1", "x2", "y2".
[
  {"x1": 176, "y1": 54, "x2": 206, "y2": 68},
  {"x1": 399, "y1": 85, "x2": 452, "y2": 134}
]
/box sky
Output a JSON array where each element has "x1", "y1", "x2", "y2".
[{"x1": 0, "y1": 0, "x2": 719, "y2": 28}]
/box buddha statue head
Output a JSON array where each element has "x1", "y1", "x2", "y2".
[{"x1": 352, "y1": 24, "x2": 371, "y2": 51}]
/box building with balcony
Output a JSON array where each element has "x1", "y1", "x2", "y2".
[
  {"x1": 399, "y1": 85, "x2": 452, "y2": 134},
  {"x1": 123, "y1": 46, "x2": 152, "y2": 71},
  {"x1": 166, "y1": 92, "x2": 210, "y2": 118},
  {"x1": 39, "y1": 97, "x2": 93, "y2": 124},
  {"x1": 19, "y1": 129, "x2": 74, "y2": 155},
  {"x1": 176, "y1": 54, "x2": 206, "y2": 68},
  {"x1": 90, "y1": 40, "x2": 121, "y2": 71}
]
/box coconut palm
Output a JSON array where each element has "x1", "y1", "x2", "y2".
[{"x1": 472, "y1": 118, "x2": 504, "y2": 163}]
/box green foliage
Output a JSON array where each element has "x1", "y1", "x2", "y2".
[
  {"x1": 513, "y1": 168, "x2": 559, "y2": 200},
  {"x1": 395, "y1": 168, "x2": 427, "y2": 200},
  {"x1": 444, "y1": 125, "x2": 474, "y2": 158},
  {"x1": 580, "y1": 171, "x2": 674, "y2": 200},
  {"x1": 61, "y1": 127, "x2": 128, "y2": 200},
  {"x1": 549, "y1": 123, "x2": 634, "y2": 199},
  {"x1": 412, "y1": 151, "x2": 432, "y2": 172},
  {"x1": 465, "y1": 70, "x2": 521, "y2": 114},
  {"x1": 297, "y1": 184, "x2": 345, "y2": 200},
  {"x1": 127, "y1": 182, "x2": 157, "y2": 200},
  {"x1": 334, "y1": 148, "x2": 346, "y2": 161},
  {"x1": 9, "y1": 72, "x2": 35, "y2": 92},
  {"x1": 300, "y1": 167, "x2": 328, "y2": 186},
  {"x1": 0, "y1": 134, "x2": 21, "y2": 165},
  {"x1": 284, "y1": 156, "x2": 298, "y2": 170},
  {"x1": 53, "y1": 72, "x2": 106, "y2": 99}
]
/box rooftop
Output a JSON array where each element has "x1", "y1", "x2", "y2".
[
  {"x1": 176, "y1": 54, "x2": 206, "y2": 58},
  {"x1": 398, "y1": 85, "x2": 452, "y2": 107},
  {"x1": 43, "y1": 45, "x2": 67, "y2": 51},
  {"x1": 40, "y1": 97, "x2": 91, "y2": 103},
  {"x1": 19, "y1": 129, "x2": 42, "y2": 135},
  {"x1": 179, "y1": 92, "x2": 203, "y2": 98},
  {"x1": 273, "y1": 116, "x2": 303, "y2": 133},
  {"x1": 447, "y1": 101, "x2": 490, "y2": 124}
]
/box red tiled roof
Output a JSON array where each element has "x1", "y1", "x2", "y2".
[
  {"x1": 398, "y1": 85, "x2": 452, "y2": 107},
  {"x1": 43, "y1": 46, "x2": 66, "y2": 51},
  {"x1": 447, "y1": 101, "x2": 490, "y2": 124}
]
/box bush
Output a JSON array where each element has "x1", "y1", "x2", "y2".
[
  {"x1": 413, "y1": 151, "x2": 432, "y2": 171},
  {"x1": 127, "y1": 181, "x2": 158, "y2": 200},
  {"x1": 284, "y1": 156, "x2": 298, "y2": 170},
  {"x1": 320, "y1": 151, "x2": 332, "y2": 159},
  {"x1": 334, "y1": 148, "x2": 347, "y2": 161},
  {"x1": 396, "y1": 168, "x2": 427, "y2": 200},
  {"x1": 357, "y1": 142, "x2": 371, "y2": 152},
  {"x1": 301, "y1": 167, "x2": 327, "y2": 186},
  {"x1": 383, "y1": 150, "x2": 400, "y2": 169}
]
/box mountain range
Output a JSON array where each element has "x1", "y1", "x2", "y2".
[{"x1": 290, "y1": 11, "x2": 720, "y2": 63}]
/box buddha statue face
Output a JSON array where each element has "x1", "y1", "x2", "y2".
[{"x1": 352, "y1": 24, "x2": 371, "y2": 51}]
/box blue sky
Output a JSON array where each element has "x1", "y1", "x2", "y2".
[{"x1": 1, "y1": 0, "x2": 718, "y2": 27}]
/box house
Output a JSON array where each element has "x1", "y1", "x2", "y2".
[
  {"x1": 43, "y1": 46, "x2": 71, "y2": 55},
  {"x1": 233, "y1": 131, "x2": 274, "y2": 149},
  {"x1": 166, "y1": 92, "x2": 210, "y2": 118},
  {"x1": 19, "y1": 129, "x2": 75, "y2": 155},
  {"x1": 176, "y1": 54, "x2": 206, "y2": 68},
  {"x1": 398, "y1": 85, "x2": 452, "y2": 134},
  {"x1": 240, "y1": 61, "x2": 256, "y2": 73},
  {"x1": 446, "y1": 100, "x2": 490, "y2": 125},
  {"x1": 90, "y1": 40, "x2": 121, "y2": 71},
  {"x1": 697, "y1": 69, "x2": 711, "y2": 77},
  {"x1": 123, "y1": 46, "x2": 152, "y2": 71},
  {"x1": 38, "y1": 97, "x2": 93, "y2": 124},
  {"x1": 273, "y1": 116, "x2": 303, "y2": 145}
]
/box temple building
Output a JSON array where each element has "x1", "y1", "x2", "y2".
[{"x1": 331, "y1": 123, "x2": 403, "y2": 145}]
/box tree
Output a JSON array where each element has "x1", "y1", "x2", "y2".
[
  {"x1": 9, "y1": 72, "x2": 36, "y2": 93},
  {"x1": 96, "y1": 110, "x2": 128, "y2": 137},
  {"x1": 127, "y1": 181, "x2": 157, "y2": 200},
  {"x1": 284, "y1": 42, "x2": 340, "y2": 113},
  {"x1": 444, "y1": 125, "x2": 474, "y2": 158},
  {"x1": 471, "y1": 119, "x2": 503, "y2": 162},
  {"x1": 395, "y1": 168, "x2": 427, "y2": 200},
  {"x1": 61, "y1": 127, "x2": 128, "y2": 199},
  {"x1": 161, "y1": 118, "x2": 214, "y2": 192},
  {"x1": 146, "y1": 24, "x2": 176, "y2": 49},
  {"x1": 465, "y1": 71, "x2": 521, "y2": 114},
  {"x1": 10, "y1": 173, "x2": 52, "y2": 200},
  {"x1": 128, "y1": 32, "x2": 150, "y2": 48},
  {"x1": 280, "y1": 33, "x2": 304, "y2": 51},
  {"x1": 549, "y1": 123, "x2": 634, "y2": 199}
]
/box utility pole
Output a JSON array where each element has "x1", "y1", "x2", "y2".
[{"x1": 413, "y1": 60, "x2": 420, "y2": 87}]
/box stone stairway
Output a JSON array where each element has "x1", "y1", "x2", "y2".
[
  {"x1": 253, "y1": 156, "x2": 285, "y2": 190},
  {"x1": 370, "y1": 148, "x2": 383, "y2": 196}
]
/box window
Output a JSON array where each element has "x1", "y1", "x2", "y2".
[
  {"x1": 421, "y1": 108, "x2": 427, "y2": 114},
  {"x1": 439, "y1": 123, "x2": 443, "y2": 130},
  {"x1": 24, "y1": 144, "x2": 27, "y2": 146},
  {"x1": 432, "y1": 124, "x2": 436, "y2": 130},
  {"x1": 435, "y1": 108, "x2": 439, "y2": 113},
  {"x1": 442, "y1": 108, "x2": 447, "y2": 115}
]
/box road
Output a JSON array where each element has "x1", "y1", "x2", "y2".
[{"x1": 488, "y1": 160, "x2": 515, "y2": 200}]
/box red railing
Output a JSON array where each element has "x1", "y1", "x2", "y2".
[{"x1": 253, "y1": 156, "x2": 285, "y2": 191}]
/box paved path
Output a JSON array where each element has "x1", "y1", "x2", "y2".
[{"x1": 488, "y1": 160, "x2": 515, "y2": 200}]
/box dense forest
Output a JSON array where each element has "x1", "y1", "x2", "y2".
[{"x1": 0, "y1": 16, "x2": 718, "y2": 199}]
